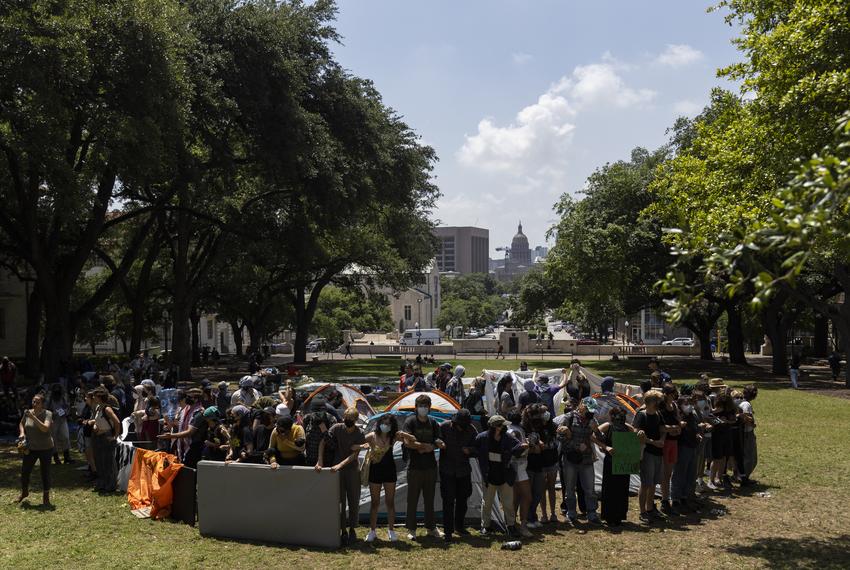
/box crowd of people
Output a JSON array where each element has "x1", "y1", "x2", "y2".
[{"x1": 12, "y1": 353, "x2": 759, "y2": 548}]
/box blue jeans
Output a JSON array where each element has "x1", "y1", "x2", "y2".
[
  {"x1": 562, "y1": 462, "x2": 597, "y2": 517},
  {"x1": 671, "y1": 444, "x2": 697, "y2": 501},
  {"x1": 527, "y1": 470, "x2": 544, "y2": 522}
]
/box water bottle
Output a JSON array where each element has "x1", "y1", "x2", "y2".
[{"x1": 501, "y1": 541, "x2": 522, "y2": 551}]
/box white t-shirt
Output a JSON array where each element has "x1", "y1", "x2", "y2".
[{"x1": 739, "y1": 401, "x2": 755, "y2": 432}]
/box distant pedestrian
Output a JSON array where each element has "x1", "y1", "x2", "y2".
[
  {"x1": 828, "y1": 351, "x2": 842, "y2": 382},
  {"x1": 345, "y1": 342, "x2": 353, "y2": 359},
  {"x1": 1, "y1": 356, "x2": 18, "y2": 411},
  {"x1": 497, "y1": 344, "x2": 504, "y2": 359},
  {"x1": 789, "y1": 352, "x2": 801, "y2": 389}
]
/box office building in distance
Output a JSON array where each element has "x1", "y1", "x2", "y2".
[{"x1": 433, "y1": 226, "x2": 489, "y2": 275}]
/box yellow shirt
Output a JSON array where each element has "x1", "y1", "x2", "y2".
[{"x1": 268, "y1": 424, "x2": 305, "y2": 460}]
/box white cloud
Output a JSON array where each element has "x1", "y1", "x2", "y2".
[
  {"x1": 457, "y1": 59, "x2": 655, "y2": 175},
  {"x1": 654, "y1": 44, "x2": 704, "y2": 68},
  {"x1": 673, "y1": 99, "x2": 702, "y2": 116},
  {"x1": 511, "y1": 52, "x2": 533, "y2": 65}
]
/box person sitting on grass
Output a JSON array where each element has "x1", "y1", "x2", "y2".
[
  {"x1": 266, "y1": 414, "x2": 306, "y2": 467},
  {"x1": 317, "y1": 407, "x2": 365, "y2": 545},
  {"x1": 633, "y1": 389, "x2": 666, "y2": 523},
  {"x1": 476, "y1": 415, "x2": 525, "y2": 539}
]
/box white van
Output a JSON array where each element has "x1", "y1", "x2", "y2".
[{"x1": 399, "y1": 328, "x2": 441, "y2": 346}]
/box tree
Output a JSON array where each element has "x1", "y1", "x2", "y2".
[
  {"x1": 546, "y1": 147, "x2": 671, "y2": 341},
  {"x1": 0, "y1": 0, "x2": 192, "y2": 378},
  {"x1": 437, "y1": 274, "x2": 509, "y2": 331},
  {"x1": 312, "y1": 286, "x2": 393, "y2": 347}
]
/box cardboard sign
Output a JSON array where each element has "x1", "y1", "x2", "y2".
[{"x1": 611, "y1": 431, "x2": 641, "y2": 475}]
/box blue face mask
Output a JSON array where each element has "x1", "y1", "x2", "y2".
[{"x1": 379, "y1": 423, "x2": 391, "y2": 434}]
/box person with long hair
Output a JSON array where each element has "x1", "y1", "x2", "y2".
[
  {"x1": 88, "y1": 388, "x2": 121, "y2": 492},
  {"x1": 597, "y1": 406, "x2": 634, "y2": 526},
  {"x1": 362, "y1": 414, "x2": 405, "y2": 542},
  {"x1": 496, "y1": 375, "x2": 515, "y2": 415},
  {"x1": 17, "y1": 394, "x2": 55, "y2": 506},
  {"x1": 710, "y1": 392, "x2": 738, "y2": 491},
  {"x1": 46, "y1": 383, "x2": 73, "y2": 465}
]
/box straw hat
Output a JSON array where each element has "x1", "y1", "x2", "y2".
[{"x1": 708, "y1": 378, "x2": 727, "y2": 390}]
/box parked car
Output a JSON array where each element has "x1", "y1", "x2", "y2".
[
  {"x1": 662, "y1": 337, "x2": 695, "y2": 346},
  {"x1": 307, "y1": 338, "x2": 327, "y2": 352},
  {"x1": 553, "y1": 325, "x2": 563, "y2": 332}
]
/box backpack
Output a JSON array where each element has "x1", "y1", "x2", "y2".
[{"x1": 462, "y1": 390, "x2": 484, "y2": 414}]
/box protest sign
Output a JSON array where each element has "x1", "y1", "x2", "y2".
[{"x1": 612, "y1": 431, "x2": 641, "y2": 475}]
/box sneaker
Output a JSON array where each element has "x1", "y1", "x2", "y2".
[
  {"x1": 479, "y1": 526, "x2": 490, "y2": 536},
  {"x1": 661, "y1": 500, "x2": 679, "y2": 516},
  {"x1": 427, "y1": 527, "x2": 444, "y2": 539},
  {"x1": 548, "y1": 514, "x2": 560, "y2": 523},
  {"x1": 706, "y1": 480, "x2": 718, "y2": 491},
  {"x1": 443, "y1": 533, "x2": 453, "y2": 543},
  {"x1": 639, "y1": 512, "x2": 652, "y2": 524},
  {"x1": 456, "y1": 527, "x2": 470, "y2": 536},
  {"x1": 506, "y1": 525, "x2": 520, "y2": 539},
  {"x1": 567, "y1": 515, "x2": 578, "y2": 526},
  {"x1": 648, "y1": 508, "x2": 666, "y2": 521},
  {"x1": 526, "y1": 520, "x2": 542, "y2": 529},
  {"x1": 387, "y1": 529, "x2": 398, "y2": 542},
  {"x1": 587, "y1": 514, "x2": 602, "y2": 525},
  {"x1": 407, "y1": 530, "x2": 417, "y2": 541},
  {"x1": 519, "y1": 524, "x2": 533, "y2": 538},
  {"x1": 348, "y1": 528, "x2": 357, "y2": 543},
  {"x1": 365, "y1": 529, "x2": 377, "y2": 543}
]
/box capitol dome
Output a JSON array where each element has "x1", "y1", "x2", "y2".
[{"x1": 511, "y1": 222, "x2": 531, "y2": 265}]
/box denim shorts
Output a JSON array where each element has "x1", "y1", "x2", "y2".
[{"x1": 640, "y1": 452, "x2": 662, "y2": 487}]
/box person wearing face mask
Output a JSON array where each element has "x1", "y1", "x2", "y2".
[
  {"x1": 317, "y1": 408, "x2": 364, "y2": 545},
  {"x1": 738, "y1": 385, "x2": 758, "y2": 486},
  {"x1": 361, "y1": 414, "x2": 404, "y2": 542},
  {"x1": 401, "y1": 394, "x2": 445, "y2": 540},
  {"x1": 523, "y1": 404, "x2": 558, "y2": 526},
  {"x1": 557, "y1": 398, "x2": 603, "y2": 525},
  {"x1": 445, "y1": 365, "x2": 466, "y2": 404},
  {"x1": 476, "y1": 415, "x2": 525, "y2": 538},
  {"x1": 692, "y1": 387, "x2": 715, "y2": 493},
  {"x1": 438, "y1": 408, "x2": 479, "y2": 542},
  {"x1": 597, "y1": 406, "x2": 635, "y2": 526},
  {"x1": 46, "y1": 383, "x2": 73, "y2": 465},
  {"x1": 671, "y1": 395, "x2": 701, "y2": 513},
  {"x1": 533, "y1": 370, "x2": 569, "y2": 415},
  {"x1": 659, "y1": 383, "x2": 683, "y2": 516},
  {"x1": 506, "y1": 407, "x2": 533, "y2": 537}
]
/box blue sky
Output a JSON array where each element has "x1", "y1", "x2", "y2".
[{"x1": 331, "y1": 0, "x2": 742, "y2": 256}]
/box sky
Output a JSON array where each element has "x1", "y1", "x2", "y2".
[{"x1": 331, "y1": 0, "x2": 742, "y2": 257}]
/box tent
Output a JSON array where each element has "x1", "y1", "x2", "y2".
[
  {"x1": 382, "y1": 389, "x2": 460, "y2": 416},
  {"x1": 301, "y1": 383, "x2": 376, "y2": 425}
]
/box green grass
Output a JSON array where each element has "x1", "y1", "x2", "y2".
[{"x1": 2, "y1": 358, "x2": 849, "y2": 569}]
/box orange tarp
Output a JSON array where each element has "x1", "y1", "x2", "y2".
[{"x1": 127, "y1": 448, "x2": 183, "y2": 519}]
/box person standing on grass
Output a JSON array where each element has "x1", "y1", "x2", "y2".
[
  {"x1": 317, "y1": 408, "x2": 364, "y2": 545},
  {"x1": 89, "y1": 388, "x2": 121, "y2": 492},
  {"x1": 445, "y1": 365, "x2": 466, "y2": 404},
  {"x1": 828, "y1": 351, "x2": 842, "y2": 382},
  {"x1": 361, "y1": 414, "x2": 405, "y2": 543},
  {"x1": 692, "y1": 386, "x2": 714, "y2": 494},
  {"x1": 597, "y1": 406, "x2": 634, "y2": 526},
  {"x1": 506, "y1": 407, "x2": 533, "y2": 537},
  {"x1": 17, "y1": 394, "x2": 54, "y2": 506},
  {"x1": 738, "y1": 385, "x2": 758, "y2": 486},
  {"x1": 709, "y1": 392, "x2": 738, "y2": 491},
  {"x1": 789, "y1": 351, "x2": 801, "y2": 389},
  {"x1": 659, "y1": 383, "x2": 683, "y2": 516},
  {"x1": 46, "y1": 383, "x2": 73, "y2": 465},
  {"x1": 671, "y1": 394, "x2": 701, "y2": 513},
  {"x1": 438, "y1": 408, "x2": 479, "y2": 542},
  {"x1": 401, "y1": 394, "x2": 445, "y2": 540},
  {"x1": 557, "y1": 398, "x2": 602, "y2": 525},
  {"x1": 633, "y1": 390, "x2": 666, "y2": 523},
  {"x1": 476, "y1": 415, "x2": 524, "y2": 539}
]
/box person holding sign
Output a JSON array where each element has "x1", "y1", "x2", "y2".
[{"x1": 596, "y1": 406, "x2": 638, "y2": 526}]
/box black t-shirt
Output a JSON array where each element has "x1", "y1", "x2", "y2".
[
  {"x1": 487, "y1": 436, "x2": 506, "y2": 485},
  {"x1": 190, "y1": 412, "x2": 209, "y2": 444},
  {"x1": 633, "y1": 410, "x2": 662, "y2": 456},
  {"x1": 660, "y1": 405, "x2": 680, "y2": 441},
  {"x1": 253, "y1": 424, "x2": 272, "y2": 452},
  {"x1": 402, "y1": 415, "x2": 438, "y2": 470},
  {"x1": 679, "y1": 413, "x2": 699, "y2": 448}
]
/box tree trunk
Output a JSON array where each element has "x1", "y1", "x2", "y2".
[
  {"x1": 696, "y1": 329, "x2": 713, "y2": 360},
  {"x1": 128, "y1": 298, "x2": 147, "y2": 357},
  {"x1": 762, "y1": 303, "x2": 790, "y2": 376},
  {"x1": 245, "y1": 322, "x2": 257, "y2": 355},
  {"x1": 812, "y1": 313, "x2": 829, "y2": 358},
  {"x1": 190, "y1": 310, "x2": 201, "y2": 366},
  {"x1": 24, "y1": 284, "x2": 42, "y2": 380},
  {"x1": 40, "y1": 297, "x2": 74, "y2": 381},
  {"x1": 170, "y1": 303, "x2": 191, "y2": 381},
  {"x1": 726, "y1": 305, "x2": 747, "y2": 365},
  {"x1": 293, "y1": 289, "x2": 309, "y2": 364},
  {"x1": 230, "y1": 321, "x2": 244, "y2": 356}
]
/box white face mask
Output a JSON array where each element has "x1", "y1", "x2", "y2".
[
  {"x1": 696, "y1": 400, "x2": 709, "y2": 411},
  {"x1": 734, "y1": 398, "x2": 743, "y2": 406},
  {"x1": 379, "y1": 423, "x2": 391, "y2": 433},
  {"x1": 416, "y1": 406, "x2": 429, "y2": 418},
  {"x1": 681, "y1": 405, "x2": 693, "y2": 415},
  {"x1": 542, "y1": 412, "x2": 551, "y2": 422}
]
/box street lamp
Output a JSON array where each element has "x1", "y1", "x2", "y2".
[
  {"x1": 415, "y1": 321, "x2": 420, "y2": 346},
  {"x1": 624, "y1": 320, "x2": 629, "y2": 349}
]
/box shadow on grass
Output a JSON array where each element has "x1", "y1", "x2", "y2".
[
  {"x1": 0, "y1": 448, "x2": 95, "y2": 492},
  {"x1": 724, "y1": 534, "x2": 850, "y2": 569}
]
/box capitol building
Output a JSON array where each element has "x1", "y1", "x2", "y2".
[{"x1": 493, "y1": 222, "x2": 537, "y2": 282}]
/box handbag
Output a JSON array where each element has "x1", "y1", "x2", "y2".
[
  {"x1": 359, "y1": 448, "x2": 372, "y2": 486},
  {"x1": 16, "y1": 437, "x2": 29, "y2": 455}
]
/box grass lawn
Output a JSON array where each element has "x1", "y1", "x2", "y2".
[{"x1": 2, "y1": 358, "x2": 849, "y2": 569}]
